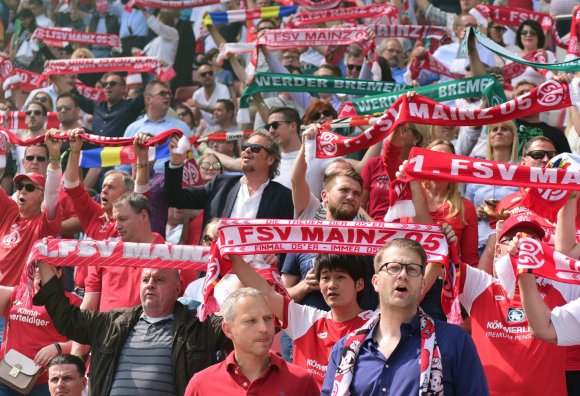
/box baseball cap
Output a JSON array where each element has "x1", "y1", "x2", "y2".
[
  {"x1": 498, "y1": 213, "x2": 545, "y2": 241},
  {"x1": 13, "y1": 173, "x2": 46, "y2": 189}
]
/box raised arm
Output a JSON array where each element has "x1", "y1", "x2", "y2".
[
  {"x1": 64, "y1": 128, "x2": 83, "y2": 186},
  {"x1": 132, "y1": 132, "x2": 152, "y2": 193},
  {"x1": 519, "y1": 272, "x2": 558, "y2": 343},
  {"x1": 45, "y1": 130, "x2": 62, "y2": 221},
  {"x1": 291, "y1": 127, "x2": 314, "y2": 217},
  {"x1": 555, "y1": 194, "x2": 580, "y2": 259}
]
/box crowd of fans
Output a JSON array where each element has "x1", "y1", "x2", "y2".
[{"x1": 0, "y1": 0, "x2": 579, "y2": 395}]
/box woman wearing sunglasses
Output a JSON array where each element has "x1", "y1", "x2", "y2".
[
  {"x1": 509, "y1": 19, "x2": 555, "y2": 86},
  {"x1": 198, "y1": 153, "x2": 223, "y2": 184},
  {"x1": 175, "y1": 104, "x2": 201, "y2": 136},
  {"x1": 302, "y1": 99, "x2": 337, "y2": 126}
]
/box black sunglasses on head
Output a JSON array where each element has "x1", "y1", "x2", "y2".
[{"x1": 241, "y1": 142, "x2": 270, "y2": 154}]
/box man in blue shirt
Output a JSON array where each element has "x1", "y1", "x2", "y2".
[{"x1": 322, "y1": 238, "x2": 489, "y2": 396}]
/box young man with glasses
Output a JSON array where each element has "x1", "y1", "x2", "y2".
[
  {"x1": 56, "y1": 93, "x2": 83, "y2": 131},
  {"x1": 165, "y1": 130, "x2": 293, "y2": 231},
  {"x1": 513, "y1": 80, "x2": 572, "y2": 155},
  {"x1": 190, "y1": 63, "x2": 231, "y2": 131},
  {"x1": 322, "y1": 238, "x2": 487, "y2": 395}
]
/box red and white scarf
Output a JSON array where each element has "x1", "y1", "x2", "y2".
[
  {"x1": 567, "y1": 8, "x2": 580, "y2": 60},
  {"x1": 409, "y1": 52, "x2": 464, "y2": 80},
  {"x1": 6, "y1": 68, "x2": 49, "y2": 92},
  {"x1": 75, "y1": 82, "x2": 106, "y2": 102},
  {"x1": 124, "y1": 0, "x2": 219, "y2": 10},
  {"x1": 0, "y1": 111, "x2": 60, "y2": 130},
  {"x1": 496, "y1": 238, "x2": 580, "y2": 298},
  {"x1": 0, "y1": 57, "x2": 13, "y2": 79},
  {"x1": 470, "y1": 4, "x2": 552, "y2": 30},
  {"x1": 371, "y1": 24, "x2": 447, "y2": 41},
  {"x1": 385, "y1": 148, "x2": 580, "y2": 222},
  {"x1": 32, "y1": 27, "x2": 121, "y2": 48},
  {"x1": 42, "y1": 57, "x2": 174, "y2": 80},
  {"x1": 331, "y1": 308, "x2": 442, "y2": 396},
  {"x1": 316, "y1": 78, "x2": 578, "y2": 159},
  {"x1": 288, "y1": 0, "x2": 341, "y2": 11},
  {"x1": 287, "y1": 5, "x2": 398, "y2": 28}
]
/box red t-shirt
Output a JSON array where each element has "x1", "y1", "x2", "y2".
[
  {"x1": 84, "y1": 233, "x2": 165, "y2": 312},
  {"x1": 1, "y1": 284, "x2": 82, "y2": 384},
  {"x1": 458, "y1": 264, "x2": 580, "y2": 395},
  {"x1": 64, "y1": 183, "x2": 116, "y2": 240},
  {"x1": 402, "y1": 198, "x2": 479, "y2": 266},
  {"x1": 184, "y1": 351, "x2": 319, "y2": 396},
  {"x1": 0, "y1": 190, "x2": 61, "y2": 287},
  {"x1": 361, "y1": 156, "x2": 391, "y2": 220},
  {"x1": 281, "y1": 298, "x2": 373, "y2": 389}
]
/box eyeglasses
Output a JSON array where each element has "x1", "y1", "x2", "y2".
[
  {"x1": 25, "y1": 155, "x2": 46, "y2": 162},
  {"x1": 525, "y1": 150, "x2": 556, "y2": 160},
  {"x1": 378, "y1": 262, "x2": 424, "y2": 277},
  {"x1": 16, "y1": 183, "x2": 41, "y2": 192},
  {"x1": 177, "y1": 111, "x2": 189, "y2": 118},
  {"x1": 26, "y1": 110, "x2": 42, "y2": 116},
  {"x1": 199, "y1": 161, "x2": 222, "y2": 170},
  {"x1": 520, "y1": 29, "x2": 537, "y2": 36},
  {"x1": 152, "y1": 90, "x2": 172, "y2": 97},
  {"x1": 56, "y1": 105, "x2": 72, "y2": 112},
  {"x1": 311, "y1": 110, "x2": 333, "y2": 122},
  {"x1": 34, "y1": 96, "x2": 49, "y2": 102},
  {"x1": 346, "y1": 64, "x2": 362, "y2": 71},
  {"x1": 265, "y1": 121, "x2": 291, "y2": 130},
  {"x1": 241, "y1": 142, "x2": 270, "y2": 154},
  {"x1": 102, "y1": 81, "x2": 121, "y2": 88},
  {"x1": 491, "y1": 26, "x2": 507, "y2": 32},
  {"x1": 200, "y1": 71, "x2": 214, "y2": 78}
]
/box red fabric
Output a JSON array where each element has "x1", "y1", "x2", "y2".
[
  {"x1": 282, "y1": 297, "x2": 373, "y2": 389},
  {"x1": 507, "y1": 0, "x2": 532, "y2": 9},
  {"x1": 0, "y1": 190, "x2": 61, "y2": 287},
  {"x1": 184, "y1": 351, "x2": 319, "y2": 395},
  {"x1": 32, "y1": 27, "x2": 121, "y2": 47},
  {"x1": 459, "y1": 268, "x2": 567, "y2": 395},
  {"x1": 473, "y1": 5, "x2": 552, "y2": 30},
  {"x1": 287, "y1": 5, "x2": 397, "y2": 28},
  {"x1": 361, "y1": 156, "x2": 391, "y2": 220},
  {"x1": 402, "y1": 198, "x2": 479, "y2": 266},
  {"x1": 85, "y1": 233, "x2": 165, "y2": 312},
  {"x1": 0, "y1": 285, "x2": 81, "y2": 384},
  {"x1": 64, "y1": 183, "x2": 116, "y2": 241}
]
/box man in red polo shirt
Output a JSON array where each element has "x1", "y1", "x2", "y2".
[{"x1": 185, "y1": 288, "x2": 319, "y2": 396}]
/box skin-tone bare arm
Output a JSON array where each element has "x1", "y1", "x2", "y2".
[
  {"x1": 466, "y1": 28, "x2": 486, "y2": 76},
  {"x1": 0, "y1": 286, "x2": 14, "y2": 317},
  {"x1": 203, "y1": 148, "x2": 242, "y2": 172},
  {"x1": 133, "y1": 133, "x2": 152, "y2": 188},
  {"x1": 65, "y1": 129, "x2": 84, "y2": 185},
  {"x1": 556, "y1": 195, "x2": 580, "y2": 258},
  {"x1": 519, "y1": 272, "x2": 558, "y2": 343},
  {"x1": 282, "y1": 269, "x2": 319, "y2": 304},
  {"x1": 570, "y1": 104, "x2": 580, "y2": 138},
  {"x1": 207, "y1": 24, "x2": 227, "y2": 48},
  {"x1": 252, "y1": 92, "x2": 270, "y2": 125},
  {"x1": 230, "y1": 255, "x2": 284, "y2": 319},
  {"x1": 290, "y1": 128, "x2": 313, "y2": 218},
  {"x1": 61, "y1": 217, "x2": 83, "y2": 235}
]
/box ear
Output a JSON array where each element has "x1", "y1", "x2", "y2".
[
  {"x1": 371, "y1": 273, "x2": 379, "y2": 293},
  {"x1": 355, "y1": 278, "x2": 364, "y2": 293},
  {"x1": 321, "y1": 189, "x2": 328, "y2": 204},
  {"x1": 222, "y1": 321, "x2": 233, "y2": 340}
]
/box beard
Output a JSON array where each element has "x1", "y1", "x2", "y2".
[
  {"x1": 328, "y1": 203, "x2": 357, "y2": 221},
  {"x1": 241, "y1": 163, "x2": 255, "y2": 174}
]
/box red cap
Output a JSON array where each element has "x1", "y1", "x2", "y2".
[
  {"x1": 13, "y1": 173, "x2": 46, "y2": 189},
  {"x1": 498, "y1": 212, "x2": 545, "y2": 241}
]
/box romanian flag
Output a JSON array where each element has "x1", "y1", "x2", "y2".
[
  {"x1": 203, "y1": 5, "x2": 298, "y2": 26},
  {"x1": 79, "y1": 143, "x2": 170, "y2": 168}
]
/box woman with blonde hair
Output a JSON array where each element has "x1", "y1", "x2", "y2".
[{"x1": 466, "y1": 120, "x2": 520, "y2": 263}]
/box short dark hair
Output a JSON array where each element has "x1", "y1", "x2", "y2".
[
  {"x1": 102, "y1": 72, "x2": 126, "y2": 85},
  {"x1": 57, "y1": 92, "x2": 80, "y2": 107},
  {"x1": 317, "y1": 64, "x2": 342, "y2": 77},
  {"x1": 314, "y1": 254, "x2": 366, "y2": 284},
  {"x1": 114, "y1": 192, "x2": 151, "y2": 217},
  {"x1": 48, "y1": 354, "x2": 86, "y2": 377},
  {"x1": 268, "y1": 107, "x2": 301, "y2": 134},
  {"x1": 374, "y1": 238, "x2": 427, "y2": 272},
  {"x1": 24, "y1": 144, "x2": 48, "y2": 158},
  {"x1": 522, "y1": 136, "x2": 555, "y2": 156},
  {"x1": 205, "y1": 48, "x2": 219, "y2": 63},
  {"x1": 216, "y1": 99, "x2": 235, "y2": 115},
  {"x1": 516, "y1": 19, "x2": 545, "y2": 49},
  {"x1": 27, "y1": 101, "x2": 48, "y2": 116}
]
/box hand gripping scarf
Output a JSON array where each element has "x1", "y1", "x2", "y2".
[
  {"x1": 331, "y1": 308, "x2": 442, "y2": 396},
  {"x1": 315, "y1": 78, "x2": 579, "y2": 158},
  {"x1": 496, "y1": 237, "x2": 580, "y2": 299}
]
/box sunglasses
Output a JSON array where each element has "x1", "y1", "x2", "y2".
[
  {"x1": 16, "y1": 183, "x2": 41, "y2": 192},
  {"x1": 491, "y1": 26, "x2": 507, "y2": 32},
  {"x1": 241, "y1": 142, "x2": 270, "y2": 154},
  {"x1": 199, "y1": 161, "x2": 222, "y2": 170},
  {"x1": 35, "y1": 96, "x2": 49, "y2": 102},
  {"x1": 102, "y1": 81, "x2": 121, "y2": 88},
  {"x1": 56, "y1": 105, "x2": 72, "y2": 112},
  {"x1": 520, "y1": 29, "x2": 537, "y2": 36},
  {"x1": 26, "y1": 110, "x2": 43, "y2": 116},
  {"x1": 311, "y1": 110, "x2": 333, "y2": 122},
  {"x1": 152, "y1": 90, "x2": 172, "y2": 97},
  {"x1": 200, "y1": 71, "x2": 214, "y2": 78},
  {"x1": 25, "y1": 155, "x2": 47, "y2": 162},
  {"x1": 525, "y1": 150, "x2": 556, "y2": 160},
  {"x1": 265, "y1": 121, "x2": 291, "y2": 130},
  {"x1": 347, "y1": 64, "x2": 362, "y2": 71}
]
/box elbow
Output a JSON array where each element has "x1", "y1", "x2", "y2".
[{"x1": 529, "y1": 325, "x2": 558, "y2": 344}]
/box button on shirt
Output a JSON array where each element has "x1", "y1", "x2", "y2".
[
  {"x1": 321, "y1": 312, "x2": 489, "y2": 396},
  {"x1": 230, "y1": 178, "x2": 269, "y2": 219},
  {"x1": 121, "y1": 115, "x2": 191, "y2": 174}
]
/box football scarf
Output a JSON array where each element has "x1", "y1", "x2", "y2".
[
  {"x1": 0, "y1": 111, "x2": 60, "y2": 129},
  {"x1": 331, "y1": 308, "x2": 442, "y2": 396},
  {"x1": 32, "y1": 27, "x2": 121, "y2": 47},
  {"x1": 370, "y1": 24, "x2": 447, "y2": 41},
  {"x1": 124, "y1": 0, "x2": 219, "y2": 10},
  {"x1": 470, "y1": 4, "x2": 552, "y2": 30},
  {"x1": 287, "y1": 4, "x2": 398, "y2": 28}
]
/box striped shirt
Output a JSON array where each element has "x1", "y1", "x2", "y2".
[{"x1": 109, "y1": 316, "x2": 176, "y2": 396}]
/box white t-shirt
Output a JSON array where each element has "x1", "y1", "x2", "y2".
[
  {"x1": 551, "y1": 298, "x2": 580, "y2": 346},
  {"x1": 192, "y1": 83, "x2": 231, "y2": 129}
]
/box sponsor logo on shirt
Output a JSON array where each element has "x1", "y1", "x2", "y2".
[
  {"x1": 2, "y1": 224, "x2": 20, "y2": 248},
  {"x1": 306, "y1": 358, "x2": 327, "y2": 373},
  {"x1": 494, "y1": 295, "x2": 505, "y2": 301},
  {"x1": 507, "y1": 307, "x2": 525, "y2": 323}
]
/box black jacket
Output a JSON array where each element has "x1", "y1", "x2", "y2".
[
  {"x1": 164, "y1": 163, "x2": 294, "y2": 229},
  {"x1": 33, "y1": 277, "x2": 232, "y2": 396}
]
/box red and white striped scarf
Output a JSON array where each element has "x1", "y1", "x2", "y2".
[
  {"x1": 32, "y1": 27, "x2": 121, "y2": 48},
  {"x1": 371, "y1": 24, "x2": 447, "y2": 41},
  {"x1": 124, "y1": 0, "x2": 219, "y2": 10},
  {"x1": 331, "y1": 308, "x2": 442, "y2": 396},
  {"x1": 567, "y1": 9, "x2": 580, "y2": 60},
  {"x1": 287, "y1": 4, "x2": 398, "y2": 28},
  {"x1": 470, "y1": 4, "x2": 552, "y2": 30},
  {"x1": 0, "y1": 111, "x2": 60, "y2": 130}
]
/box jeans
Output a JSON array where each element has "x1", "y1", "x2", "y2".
[
  {"x1": 280, "y1": 331, "x2": 293, "y2": 363},
  {"x1": 0, "y1": 382, "x2": 49, "y2": 395}
]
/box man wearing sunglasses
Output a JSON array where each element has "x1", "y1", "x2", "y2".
[
  {"x1": 513, "y1": 80, "x2": 571, "y2": 155},
  {"x1": 165, "y1": 130, "x2": 293, "y2": 231},
  {"x1": 12, "y1": 101, "x2": 48, "y2": 176},
  {"x1": 322, "y1": 238, "x2": 487, "y2": 395},
  {"x1": 190, "y1": 63, "x2": 231, "y2": 131}
]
